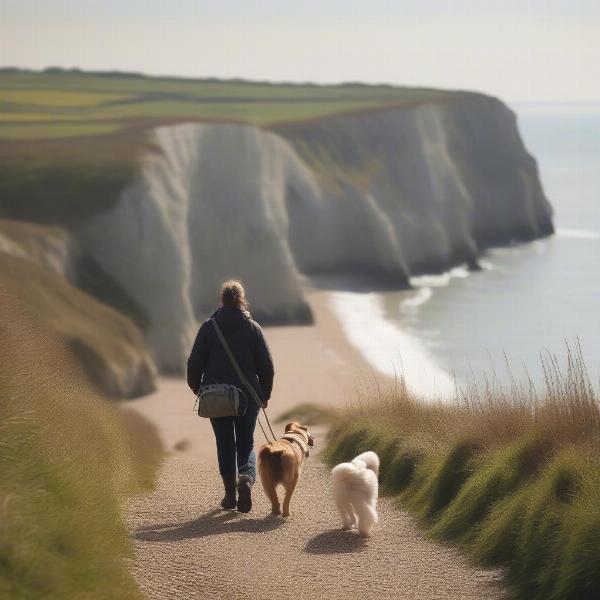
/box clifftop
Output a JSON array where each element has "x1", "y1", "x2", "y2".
[{"x1": 0, "y1": 68, "x2": 481, "y2": 141}]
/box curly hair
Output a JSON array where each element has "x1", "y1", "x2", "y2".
[{"x1": 220, "y1": 280, "x2": 250, "y2": 316}]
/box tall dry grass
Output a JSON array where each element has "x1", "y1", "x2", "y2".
[{"x1": 337, "y1": 341, "x2": 600, "y2": 454}]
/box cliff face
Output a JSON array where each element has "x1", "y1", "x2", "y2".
[
  {"x1": 75, "y1": 95, "x2": 553, "y2": 372},
  {"x1": 77, "y1": 124, "x2": 315, "y2": 372},
  {"x1": 275, "y1": 95, "x2": 552, "y2": 275}
]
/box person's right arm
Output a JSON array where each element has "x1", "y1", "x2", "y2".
[{"x1": 187, "y1": 322, "x2": 209, "y2": 394}]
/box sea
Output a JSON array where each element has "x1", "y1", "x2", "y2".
[{"x1": 328, "y1": 104, "x2": 600, "y2": 399}]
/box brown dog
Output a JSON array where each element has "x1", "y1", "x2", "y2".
[{"x1": 258, "y1": 422, "x2": 314, "y2": 517}]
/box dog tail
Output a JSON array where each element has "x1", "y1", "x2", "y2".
[
  {"x1": 354, "y1": 451, "x2": 380, "y2": 476},
  {"x1": 330, "y1": 462, "x2": 358, "y2": 483},
  {"x1": 258, "y1": 444, "x2": 286, "y2": 483}
]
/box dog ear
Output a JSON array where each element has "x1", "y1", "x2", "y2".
[
  {"x1": 307, "y1": 432, "x2": 314, "y2": 447},
  {"x1": 285, "y1": 422, "x2": 297, "y2": 432}
]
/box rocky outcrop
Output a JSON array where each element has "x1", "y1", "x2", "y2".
[
  {"x1": 75, "y1": 94, "x2": 553, "y2": 372},
  {"x1": 0, "y1": 219, "x2": 76, "y2": 280},
  {"x1": 0, "y1": 252, "x2": 156, "y2": 398}
]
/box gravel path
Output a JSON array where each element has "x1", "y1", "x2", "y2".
[{"x1": 125, "y1": 378, "x2": 505, "y2": 600}]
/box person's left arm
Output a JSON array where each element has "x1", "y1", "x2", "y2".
[{"x1": 253, "y1": 323, "x2": 274, "y2": 406}]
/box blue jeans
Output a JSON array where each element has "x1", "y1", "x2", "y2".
[{"x1": 210, "y1": 403, "x2": 259, "y2": 485}]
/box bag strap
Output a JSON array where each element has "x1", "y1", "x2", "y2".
[
  {"x1": 211, "y1": 318, "x2": 262, "y2": 408},
  {"x1": 211, "y1": 318, "x2": 277, "y2": 442}
]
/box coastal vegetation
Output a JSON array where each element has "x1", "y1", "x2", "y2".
[
  {"x1": 324, "y1": 346, "x2": 600, "y2": 600},
  {"x1": 0, "y1": 292, "x2": 163, "y2": 599}
]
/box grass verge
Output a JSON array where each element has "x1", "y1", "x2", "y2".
[
  {"x1": 324, "y1": 347, "x2": 600, "y2": 600},
  {"x1": 0, "y1": 291, "x2": 163, "y2": 599}
]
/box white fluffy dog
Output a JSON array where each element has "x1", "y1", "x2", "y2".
[{"x1": 331, "y1": 451, "x2": 379, "y2": 537}]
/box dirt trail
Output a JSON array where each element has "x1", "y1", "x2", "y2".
[{"x1": 125, "y1": 291, "x2": 505, "y2": 600}]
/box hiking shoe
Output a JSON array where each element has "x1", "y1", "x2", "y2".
[
  {"x1": 237, "y1": 474, "x2": 253, "y2": 513},
  {"x1": 220, "y1": 474, "x2": 237, "y2": 510}
]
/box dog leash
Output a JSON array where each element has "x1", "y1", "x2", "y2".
[
  {"x1": 212, "y1": 318, "x2": 277, "y2": 444},
  {"x1": 257, "y1": 408, "x2": 277, "y2": 445},
  {"x1": 260, "y1": 406, "x2": 277, "y2": 443}
]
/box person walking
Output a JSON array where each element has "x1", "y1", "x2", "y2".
[{"x1": 187, "y1": 280, "x2": 274, "y2": 513}]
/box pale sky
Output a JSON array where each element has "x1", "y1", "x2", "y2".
[{"x1": 2, "y1": 0, "x2": 599, "y2": 102}]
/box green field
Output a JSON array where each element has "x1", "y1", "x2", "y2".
[{"x1": 0, "y1": 68, "x2": 462, "y2": 140}]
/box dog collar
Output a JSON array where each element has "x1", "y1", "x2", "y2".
[{"x1": 282, "y1": 432, "x2": 310, "y2": 457}]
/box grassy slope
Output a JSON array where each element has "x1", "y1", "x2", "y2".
[
  {"x1": 324, "y1": 354, "x2": 600, "y2": 600},
  {"x1": 0, "y1": 253, "x2": 156, "y2": 398},
  {"x1": 0, "y1": 292, "x2": 162, "y2": 599}
]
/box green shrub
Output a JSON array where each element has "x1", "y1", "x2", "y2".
[
  {"x1": 431, "y1": 436, "x2": 548, "y2": 542},
  {"x1": 470, "y1": 482, "x2": 534, "y2": 566},
  {"x1": 404, "y1": 440, "x2": 479, "y2": 523},
  {"x1": 383, "y1": 448, "x2": 423, "y2": 493},
  {"x1": 324, "y1": 422, "x2": 372, "y2": 466},
  {"x1": 553, "y1": 474, "x2": 600, "y2": 600},
  {"x1": 510, "y1": 451, "x2": 587, "y2": 600},
  {"x1": 371, "y1": 436, "x2": 402, "y2": 485},
  {"x1": 324, "y1": 421, "x2": 403, "y2": 486}
]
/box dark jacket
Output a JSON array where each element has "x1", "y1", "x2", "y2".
[{"x1": 186, "y1": 306, "x2": 274, "y2": 403}]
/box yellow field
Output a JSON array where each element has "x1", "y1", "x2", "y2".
[
  {"x1": 0, "y1": 111, "x2": 108, "y2": 122},
  {"x1": 0, "y1": 89, "x2": 132, "y2": 107},
  {"x1": 0, "y1": 122, "x2": 122, "y2": 139}
]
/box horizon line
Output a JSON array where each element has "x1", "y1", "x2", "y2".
[{"x1": 2, "y1": 66, "x2": 600, "y2": 106}]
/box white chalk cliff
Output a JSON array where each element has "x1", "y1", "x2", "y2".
[{"x1": 77, "y1": 95, "x2": 553, "y2": 372}]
